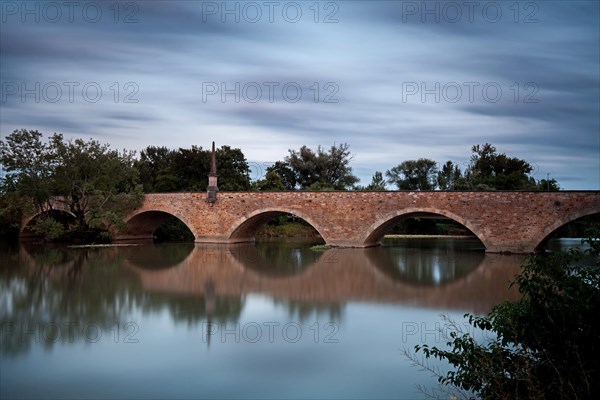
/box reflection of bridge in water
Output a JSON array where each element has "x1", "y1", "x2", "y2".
[{"x1": 123, "y1": 243, "x2": 523, "y2": 313}]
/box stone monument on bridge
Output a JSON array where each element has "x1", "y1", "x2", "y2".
[{"x1": 207, "y1": 141, "x2": 218, "y2": 205}]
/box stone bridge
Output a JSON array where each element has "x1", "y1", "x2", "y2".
[{"x1": 113, "y1": 190, "x2": 598, "y2": 253}]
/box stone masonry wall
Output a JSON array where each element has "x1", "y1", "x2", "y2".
[{"x1": 118, "y1": 191, "x2": 600, "y2": 253}]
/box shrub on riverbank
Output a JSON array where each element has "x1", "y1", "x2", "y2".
[
  {"x1": 257, "y1": 221, "x2": 321, "y2": 238},
  {"x1": 408, "y1": 228, "x2": 600, "y2": 399}
]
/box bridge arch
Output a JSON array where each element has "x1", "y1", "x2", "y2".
[
  {"x1": 534, "y1": 210, "x2": 600, "y2": 251},
  {"x1": 21, "y1": 209, "x2": 77, "y2": 237},
  {"x1": 121, "y1": 210, "x2": 195, "y2": 241},
  {"x1": 226, "y1": 208, "x2": 327, "y2": 243},
  {"x1": 361, "y1": 207, "x2": 488, "y2": 249}
]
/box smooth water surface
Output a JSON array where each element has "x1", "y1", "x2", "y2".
[{"x1": 0, "y1": 237, "x2": 577, "y2": 399}]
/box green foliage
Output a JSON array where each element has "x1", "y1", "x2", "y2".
[
  {"x1": 437, "y1": 161, "x2": 464, "y2": 190},
  {"x1": 0, "y1": 191, "x2": 22, "y2": 239},
  {"x1": 1, "y1": 129, "x2": 143, "y2": 241},
  {"x1": 137, "y1": 144, "x2": 250, "y2": 192},
  {"x1": 256, "y1": 221, "x2": 320, "y2": 238},
  {"x1": 413, "y1": 230, "x2": 600, "y2": 399},
  {"x1": 32, "y1": 217, "x2": 65, "y2": 240},
  {"x1": 383, "y1": 144, "x2": 560, "y2": 192},
  {"x1": 362, "y1": 171, "x2": 387, "y2": 191},
  {"x1": 153, "y1": 217, "x2": 194, "y2": 242},
  {"x1": 265, "y1": 161, "x2": 297, "y2": 190},
  {"x1": 466, "y1": 143, "x2": 537, "y2": 190},
  {"x1": 136, "y1": 146, "x2": 178, "y2": 192},
  {"x1": 283, "y1": 143, "x2": 359, "y2": 190},
  {"x1": 389, "y1": 218, "x2": 471, "y2": 235},
  {"x1": 0, "y1": 129, "x2": 54, "y2": 210},
  {"x1": 386, "y1": 158, "x2": 438, "y2": 190},
  {"x1": 252, "y1": 171, "x2": 286, "y2": 191},
  {"x1": 216, "y1": 145, "x2": 251, "y2": 191},
  {"x1": 537, "y1": 178, "x2": 561, "y2": 191}
]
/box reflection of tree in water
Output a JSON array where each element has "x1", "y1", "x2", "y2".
[
  {"x1": 0, "y1": 245, "x2": 243, "y2": 356},
  {"x1": 138, "y1": 291, "x2": 243, "y2": 327},
  {"x1": 272, "y1": 299, "x2": 343, "y2": 322},
  {"x1": 369, "y1": 237, "x2": 485, "y2": 285},
  {"x1": 231, "y1": 240, "x2": 323, "y2": 277}
]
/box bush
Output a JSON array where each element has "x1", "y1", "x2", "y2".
[
  {"x1": 32, "y1": 217, "x2": 66, "y2": 240},
  {"x1": 410, "y1": 229, "x2": 600, "y2": 399}
]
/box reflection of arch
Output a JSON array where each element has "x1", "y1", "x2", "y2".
[
  {"x1": 228, "y1": 242, "x2": 323, "y2": 278},
  {"x1": 534, "y1": 211, "x2": 600, "y2": 250},
  {"x1": 227, "y1": 208, "x2": 326, "y2": 243},
  {"x1": 365, "y1": 238, "x2": 485, "y2": 286},
  {"x1": 361, "y1": 208, "x2": 486, "y2": 248},
  {"x1": 122, "y1": 243, "x2": 194, "y2": 270},
  {"x1": 122, "y1": 211, "x2": 195, "y2": 240},
  {"x1": 21, "y1": 209, "x2": 77, "y2": 237}
]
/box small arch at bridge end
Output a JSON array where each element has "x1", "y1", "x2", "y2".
[
  {"x1": 116, "y1": 211, "x2": 194, "y2": 242},
  {"x1": 20, "y1": 209, "x2": 76, "y2": 238}
]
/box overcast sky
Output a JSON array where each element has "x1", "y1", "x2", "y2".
[{"x1": 1, "y1": 1, "x2": 598, "y2": 189}]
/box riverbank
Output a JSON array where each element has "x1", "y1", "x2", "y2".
[
  {"x1": 384, "y1": 234, "x2": 475, "y2": 239},
  {"x1": 256, "y1": 222, "x2": 321, "y2": 238}
]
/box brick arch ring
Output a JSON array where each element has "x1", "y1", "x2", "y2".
[
  {"x1": 532, "y1": 209, "x2": 600, "y2": 251},
  {"x1": 226, "y1": 207, "x2": 328, "y2": 243},
  {"x1": 360, "y1": 207, "x2": 489, "y2": 249}
]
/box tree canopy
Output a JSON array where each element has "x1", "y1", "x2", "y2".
[
  {"x1": 385, "y1": 144, "x2": 558, "y2": 191},
  {"x1": 136, "y1": 145, "x2": 250, "y2": 192},
  {"x1": 466, "y1": 143, "x2": 537, "y2": 190},
  {"x1": 261, "y1": 143, "x2": 359, "y2": 190},
  {"x1": 0, "y1": 129, "x2": 142, "y2": 240},
  {"x1": 386, "y1": 158, "x2": 438, "y2": 190},
  {"x1": 363, "y1": 171, "x2": 387, "y2": 191}
]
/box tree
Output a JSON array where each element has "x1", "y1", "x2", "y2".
[
  {"x1": 466, "y1": 143, "x2": 537, "y2": 190},
  {"x1": 437, "y1": 161, "x2": 463, "y2": 190},
  {"x1": 386, "y1": 158, "x2": 438, "y2": 190},
  {"x1": 136, "y1": 146, "x2": 178, "y2": 192},
  {"x1": 138, "y1": 145, "x2": 251, "y2": 192},
  {"x1": 170, "y1": 145, "x2": 210, "y2": 191},
  {"x1": 362, "y1": 171, "x2": 387, "y2": 191},
  {"x1": 215, "y1": 145, "x2": 251, "y2": 191},
  {"x1": 285, "y1": 143, "x2": 359, "y2": 190},
  {"x1": 252, "y1": 171, "x2": 286, "y2": 191},
  {"x1": 410, "y1": 231, "x2": 600, "y2": 399},
  {"x1": 537, "y1": 178, "x2": 560, "y2": 191},
  {"x1": 0, "y1": 129, "x2": 143, "y2": 240},
  {"x1": 265, "y1": 161, "x2": 297, "y2": 190},
  {"x1": 49, "y1": 134, "x2": 142, "y2": 233},
  {"x1": 0, "y1": 129, "x2": 54, "y2": 212}
]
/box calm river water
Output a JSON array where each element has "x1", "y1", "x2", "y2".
[{"x1": 0, "y1": 237, "x2": 580, "y2": 399}]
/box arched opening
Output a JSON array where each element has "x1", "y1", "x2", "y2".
[
  {"x1": 121, "y1": 211, "x2": 194, "y2": 243},
  {"x1": 227, "y1": 210, "x2": 325, "y2": 276},
  {"x1": 21, "y1": 209, "x2": 77, "y2": 239},
  {"x1": 363, "y1": 210, "x2": 485, "y2": 250},
  {"x1": 536, "y1": 212, "x2": 600, "y2": 252},
  {"x1": 228, "y1": 210, "x2": 324, "y2": 244}
]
